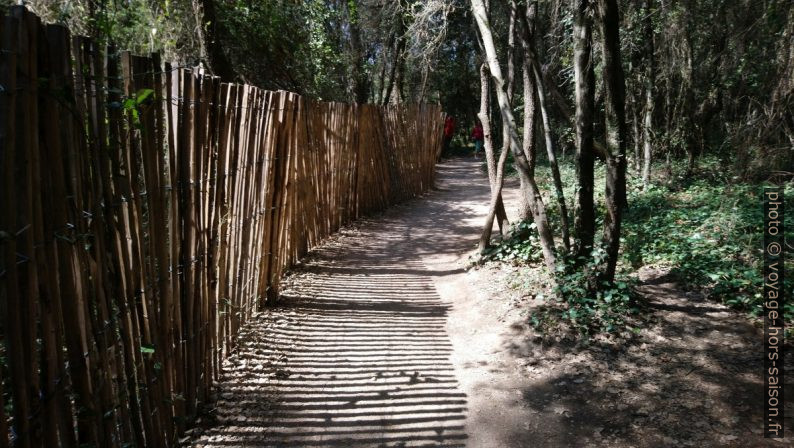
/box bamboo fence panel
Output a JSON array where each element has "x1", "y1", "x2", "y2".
[{"x1": 0, "y1": 7, "x2": 443, "y2": 447}]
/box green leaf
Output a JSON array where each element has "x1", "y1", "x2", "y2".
[
  {"x1": 140, "y1": 344, "x2": 155, "y2": 354},
  {"x1": 135, "y1": 88, "x2": 154, "y2": 104}
]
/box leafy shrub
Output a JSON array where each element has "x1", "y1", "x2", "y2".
[
  {"x1": 479, "y1": 221, "x2": 544, "y2": 264},
  {"x1": 540, "y1": 248, "x2": 644, "y2": 335},
  {"x1": 482, "y1": 229, "x2": 643, "y2": 335},
  {"x1": 623, "y1": 177, "x2": 794, "y2": 321},
  {"x1": 482, "y1": 157, "x2": 793, "y2": 334}
]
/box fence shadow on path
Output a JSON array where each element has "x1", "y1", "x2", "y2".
[
  {"x1": 187, "y1": 159, "x2": 489, "y2": 447},
  {"x1": 189, "y1": 268, "x2": 467, "y2": 448},
  {"x1": 186, "y1": 163, "x2": 481, "y2": 446}
]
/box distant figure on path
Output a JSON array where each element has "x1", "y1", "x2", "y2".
[
  {"x1": 471, "y1": 121, "x2": 484, "y2": 158},
  {"x1": 443, "y1": 115, "x2": 456, "y2": 153}
]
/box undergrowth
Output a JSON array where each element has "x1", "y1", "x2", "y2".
[
  {"x1": 479, "y1": 155, "x2": 793, "y2": 337},
  {"x1": 623, "y1": 172, "x2": 794, "y2": 321}
]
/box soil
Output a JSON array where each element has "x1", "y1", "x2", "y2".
[{"x1": 185, "y1": 157, "x2": 793, "y2": 447}]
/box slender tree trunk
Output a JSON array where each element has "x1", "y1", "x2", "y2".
[
  {"x1": 681, "y1": 5, "x2": 697, "y2": 176},
  {"x1": 641, "y1": 0, "x2": 655, "y2": 185},
  {"x1": 478, "y1": 62, "x2": 510, "y2": 237},
  {"x1": 520, "y1": 58, "x2": 557, "y2": 273},
  {"x1": 377, "y1": 32, "x2": 395, "y2": 104},
  {"x1": 598, "y1": 0, "x2": 628, "y2": 283},
  {"x1": 572, "y1": 0, "x2": 596, "y2": 261},
  {"x1": 529, "y1": 55, "x2": 571, "y2": 252},
  {"x1": 473, "y1": 0, "x2": 557, "y2": 272},
  {"x1": 395, "y1": 53, "x2": 407, "y2": 103},
  {"x1": 517, "y1": 0, "x2": 572, "y2": 252},
  {"x1": 517, "y1": 72, "x2": 535, "y2": 223},
  {"x1": 418, "y1": 66, "x2": 429, "y2": 102},
  {"x1": 631, "y1": 95, "x2": 645, "y2": 172},
  {"x1": 479, "y1": 134, "x2": 512, "y2": 252},
  {"x1": 632, "y1": 95, "x2": 641, "y2": 173},
  {"x1": 515, "y1": 0, "x2": 534, "y2": 222},
  {"x1": 476, "y1": 0, "x2": 510, "y2": 249},
  {"x1": 382, "y1": 5, "x2": 407, "y2": 107},
  {"x1": 382, "y1": 36, "x2": 405, "y2": 105},
  {"x1": 497, "y1": 1, "x2": 518, "y2": 232}
]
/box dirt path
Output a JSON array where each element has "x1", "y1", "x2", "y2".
[
  {"x1": 187, "y1": 157, "x2": 517, "y2": 447},
  {"x1": 187, "y1": 157, "x2": 792, "y2": 447}
]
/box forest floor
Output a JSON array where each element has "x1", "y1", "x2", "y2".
[{"x1": 185, "y1": 157, "x2": 793, "y2": 447}]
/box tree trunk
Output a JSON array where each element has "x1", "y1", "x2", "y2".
[
  {"x1": 632, "y1": 94, "x2": 641, "y2": 173},
  {"x1": 572, "y1": 0, "x2": 596, "y2": 261},
  {"x1": 641, "y1": 0, "x2": 655, "y2": 186},
  {"x1": 199, "y1": 0, "x2": 236, "y2": 81},
  {"x1": 529, "y1": 52, "x2": 571, "y2": 252},
  {"x1": 479, "y1": 133, "x2": 512, "y2": 252},
  {"x1": 598, "y1": 0, "x2": 628, "y2": 284},
  {"x1": 515, "y1": 0, "x2": 538, "y2": 223},
  {"x1": 477, "y1": 62, "x2": 510, "y2": 238},
  {"x1": 395, "y1": 52, "x2": 407, "y2": 103},
  {"x1": 347, "y1": 0, "x2": 369, "y2": 104},
  {"x1": 472, "y1": 0, "x2": 557, "y2": 272},
  {"x1": 474, "y1": 0, "x2": 508, "y2": 249},
  {"x1": 381, "y1": 35, "x2": 404, "y2": 105},
  {"x1": 497, "y1": 1, "x2": 518, "y2": 232},
  {"x1": 382, "y1": 8, "x2": 406, "y2": 106},
  {"x1": 520, "y1": 57, "x2": 557, "y2": 274},
  {"x1": 516, "y1": 0, "x2": 572, "y2": 252},
  {"x1": 518, "y1": 76, "x2": 536, "y2": 224},
  {"x1": 681, "y1": 5, "x2": 697, "y2": 177},
  {"x1": 376, "y1": 32, "x2": 395, "y2": 104}
]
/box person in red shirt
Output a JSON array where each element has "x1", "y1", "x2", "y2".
[
  {"x1": 471, "y1": 121, "x2": 484, "y2": 157},
  {"x1": 443, "y1": 116, "x2": 456, "y2": 153}
]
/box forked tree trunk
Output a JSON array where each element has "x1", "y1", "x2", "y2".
[
  {"x1": 477, "y1": 0, "x2": 509, "y2": 235},
  {"x1": 376, "y1": 32, "x2": 395, "y2": 104},
  {"x1": 479, "y1": 131, "x2": 512, "y2": 252},
  {"x1": 382, "y1": 36, "x2": 405, "y2": 105},
  {"x1": 472, "y1": 0, "x2": 557, "y2": 272},
  {"x1": 598, "y1": 0, "x2": 628, "y2": 283},
  {"x1": 477, "y1": 62, "x2": 510, "y2": 236},
  {"x1": 382, "y1": 9, "x2": 406, "y2": 106},
  {"x1": 572, "y1": 0, "x2": 596, "y2": 261}
]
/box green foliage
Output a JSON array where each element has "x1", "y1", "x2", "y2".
[
  {"x1": 139, "y1": 344, "x2": 155, "y2": 355},
  {"x1": 485, "y1": 156, "x2": 792, "y2": 338},
  {"x1": 480, "y1": 219, "x2": 642, "y2": 335},
  {"x1": 542, "y1": 249, "x2": 643, "y2": 335},
  {"x1": 122, "y1": 88, "x2": 155, "y2": 128},
  {"x1": 623, "y1": 169, "x2": 794, "y2": 321},
  {"x1": 24, "y1": 0, "x2": 200, "y2": 60},
  {"x1": 479, "y1": 221, "x2": 544, "y2": 264}
]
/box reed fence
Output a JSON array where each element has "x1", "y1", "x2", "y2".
[{"x1": 0, "y1": 6, "x2": 443, "y2": 447}]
